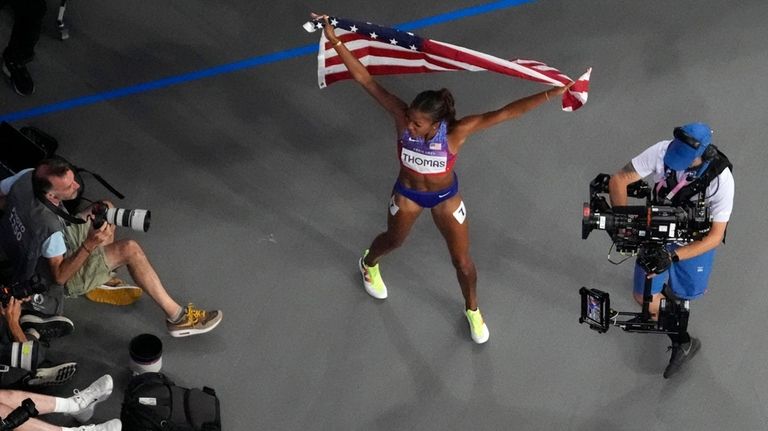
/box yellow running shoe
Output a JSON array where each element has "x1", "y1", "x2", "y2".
[
  {"x1": 85, "y1": 278, "x2": 142, "y2": 306},
  {"x1": 465, "y1": 308, "x2": 489, "y2": 344},
  {"x1": 359, "y1": 250, "x2": 387, "y2": 299}
]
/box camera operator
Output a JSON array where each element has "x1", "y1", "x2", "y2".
[
  {"x1": 0, "y1": 157, "x2": 222, "y2": 337},
  {"x1": 0, "y1": 374, "x2": 120, "y2": 430},
  {"x1": 608, "y1": 122, "x2": 734, "y2": 378}
]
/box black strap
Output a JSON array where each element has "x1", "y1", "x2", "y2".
[
  {"x1": 184, "y1": 389, "x2": 193, "y2": 428},
  {"x1": 35, "y1": 195, "x2": 85, "y2": 225},
  {"x1": 76, "y1": 167, "x2": 125, "y2": 199},
  {"x1": 655, "y1": 151, "x2": 732, "y2": 207}
]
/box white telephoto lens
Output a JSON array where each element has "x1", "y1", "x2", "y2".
[{"x1": 129, "y1": 209, "x2": 150, "y2": 232}]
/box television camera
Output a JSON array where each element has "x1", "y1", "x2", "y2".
[{"x1": 578, "y1": 173, "x2": 711, "y2": 334}]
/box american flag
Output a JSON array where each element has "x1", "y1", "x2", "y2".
[{"x1": 308, "y1": 17, "x2": 591, "y2": 111}]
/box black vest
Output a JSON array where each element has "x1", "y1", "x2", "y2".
[
  {"x1": 0, "y1": 170, "x2": 67, "y2": 285},
  {"x1": 652, "y1": 149, "x2": 733, "y2": 207}
]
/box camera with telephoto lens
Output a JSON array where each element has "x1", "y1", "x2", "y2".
[
  {"x1": 0, "y1": 398, "x2": 38, "y2": 431},
  {"x1": 0, "y1": 276, "x2": 47, "y2": 307},
  {"x1": 91, "y1": 202, "x2": 151, "y2": 232}
]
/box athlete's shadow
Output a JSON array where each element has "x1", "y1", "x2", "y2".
[{"x1": 363, "y1": 305, "x2": 575, "y2": 431}]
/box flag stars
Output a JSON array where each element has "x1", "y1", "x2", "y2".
[
  {"x1": 330, "y1": 18, "x2": 338, "y2": 26},
  {"x1": 370, "y1": 32, "x2": 378, "y2": 39},
  {"x1": 389, "y1": 38, "x2": 398, "y2": 45},
  {"x1": 409, "y1": 44, "x2": 417, "y2": 50},
  {"x1": 350, "y1": 25, "x2": 358, "y2": 32}
]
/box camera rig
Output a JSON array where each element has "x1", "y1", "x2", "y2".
[{"x1": 578, "y1": 173, "x2": 710, "y2": 334}]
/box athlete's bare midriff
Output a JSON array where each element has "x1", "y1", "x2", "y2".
[{"x1": 397, "y1": 167, "x2": 455, "y2": 191}]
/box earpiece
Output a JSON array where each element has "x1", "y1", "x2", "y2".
[{"x1": 701, "y1": 143, "x2": 718, "y2": 162}]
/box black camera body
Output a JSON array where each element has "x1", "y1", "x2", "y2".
[
  {"x1": 581, "y1": 173, "x2": 711, "y2": 255},
  {"x1": 0, "y1": 276, "x2": 47, "y2": 307},
  {"x1": 0, "y1": 398, "x2": 38, "y2": 431},
  {"x1": 578, "y1": 174, "x2": 709, "y2": 335},
  {"x1": 91, "y1": 202, "x2": 151, "y2": 232}
]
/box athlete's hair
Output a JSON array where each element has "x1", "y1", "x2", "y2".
[
  {"x1": 410, "y1": 88, "x2": 456, "y2": 128},
  {"x1": 33, "y1": 156, "x2": 74, "y2": 195}
]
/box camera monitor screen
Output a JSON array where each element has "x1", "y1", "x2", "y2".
[
  {"x1": 579, "y1": 287, "x2": 610, "y2": 333},
  {"x1": 0, "y1": 121, "x2": 46, "y2": 177}
]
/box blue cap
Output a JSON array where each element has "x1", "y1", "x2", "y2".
[{"x1": 663, "y1": 122, "x2": 713, "y2": 171}]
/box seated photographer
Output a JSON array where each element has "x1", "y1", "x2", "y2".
[
  {"x1": 0, "y1": 157, "x2": 223, "y2": 337},
  {"x1": 608, "y1": 122, "x2": 734, "y2": 378},
  {"x1": 1, "y1": 297, "x2": 77, "y2": 388},
  {"x1": 0, "y1": 374, "x2": 120, "y2": 430}
]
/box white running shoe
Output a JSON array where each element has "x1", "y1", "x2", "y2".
[
  {"x1": 26, "y1": 362, "x2": 77, "y2": 386},
  {"x1": 359, "y1": 250, "x2": 387, "y2": 299},
  {"x1": 72, "y1": 419, "x2": 122, "y2": 431},
  {"x1": 71, "y1": 374, "x2": 114, "y2": 423}
]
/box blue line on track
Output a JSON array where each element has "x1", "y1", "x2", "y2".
[{"x1": 0, "y1": 0, "x2": 535, "y2": 122}]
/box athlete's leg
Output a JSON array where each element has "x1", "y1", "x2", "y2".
[
  {"x1": 430, "y1": 195, "x2": 476, "y2": 310},
  {"x1": 364, "y1": 193, "x2": 423, "y2": 267}
]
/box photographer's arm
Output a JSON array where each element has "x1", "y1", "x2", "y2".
[
  {"x1": 1, "y1": 297, "x2": 28, "y2": 343},
  {"x1": 673, "y1": 221, "x2": 727, "y2": 261},
  {"x1": 609, "y1": 162, "x2": 642, "y2": 206},
  {"x1": 47, "y1": 223, "x2": 110, "y2": 286}
]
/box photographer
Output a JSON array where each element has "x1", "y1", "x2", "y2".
[
  {"x1": 608, "y1": 122, "x2": 734, "y2": 378},
  {"x1": 0, "y1": 374, "x2": 120, "y2": 430},
  {"x1": 0, "y1": 297, "x2": 76, "y2": 388},
  {"x1": 0, "y1": 157, "x2": 222, "y2": 337}
]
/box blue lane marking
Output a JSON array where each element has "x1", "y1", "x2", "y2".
[
  {"x1": 0, "y1": 0, "x2": 535, "y2": 123},
  {"x1": 395, "y1": 0, "x2": 534, "y2": 31}
]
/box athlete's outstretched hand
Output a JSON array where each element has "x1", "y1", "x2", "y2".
[{"x1": 310, "y1": 13, "x2": 340, "y2": 44}]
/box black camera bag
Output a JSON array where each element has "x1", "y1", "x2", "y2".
[
  {"x1": 121, "y1": 372, "x2": 221, "y2": 431},
  {"x1": 0, "y1": 121, "x2": 54, "y2": 180}
]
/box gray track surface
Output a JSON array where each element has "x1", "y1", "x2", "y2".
[{"x1": 1, "y1": 1, "x2": 767, "y2": 429}]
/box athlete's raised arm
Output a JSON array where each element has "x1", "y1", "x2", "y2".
[
  {"x1": 312, "y1": 13, "x2": 408, "y2": 130},
  {"x1": 450, "y1": 85, "x2": 571, "y2": 149}
]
